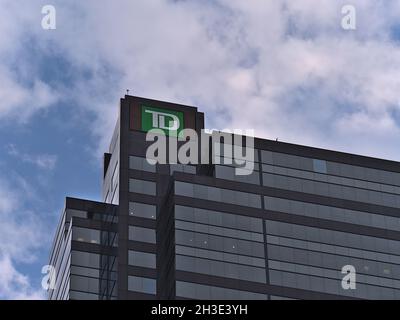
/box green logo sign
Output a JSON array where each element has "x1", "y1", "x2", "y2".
[{"x1": 141, "y1": 105, "x2": 184, "y2": 137}]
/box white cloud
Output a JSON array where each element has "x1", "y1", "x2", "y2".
[
  {"x1": 55, "y1": 1, "x2": 400, "y2": 158},
  {"x1": 0, "y1": 178, "x2": 48, "y2": 300},
  {"x1": 1, "y1": 1, "x2": 400, "y2": 160},
  {"x1": 0, "y1": 182, "x2": 17, "y2": 214},
  {"x1": 0, "y1": 178, "x2": 46, "y2": 262},
  {"x1": 6, "y1": 144, "x2": 58, "y2": 170},
  {"x1": 0, "y1": 255, "x2": 45, "y2": 300},
  {"x1": 0, "y1": 73, "x2": 59, "y2": 123},
  {"x1": 0, "y1": 0, "x2": 60, "y2": 123}
]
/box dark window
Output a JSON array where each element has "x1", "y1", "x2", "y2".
[
  {"x1": 71, "y1": 251, "x2": 100, "y2": 268},
  {"x1": 72, "y1": 227, "x2": 100, "y2": 244},
  {"x1": 176, "y1": 281, "x2": 267, "y2": 299},
  {"x1": 128, "y1": 276, "x2": 156, "y2": 294},
  {"x1": 175, "y1": 182, "x2": 261, "y2": 208},
  {"x1": 170, "y1": 164, "x2": 196, "y2": 175},
  {"x1": 129, "y1": 179, "x2": 156, "y2": 195},
  {"x1": 129, "y1": 202, "x2": 156, "y2": 219},
  {"x1": 128, "y1": 251, "x2": 156, "y2": 268},
  {"x1": 175, "y1": 255, "x2": 266, "y2": 283},
  {"x1": 129, "y1": 156, "x2": 156, "y2": 172},
  {"x1": 129, "y1": 226, "x2": 156, "y2": 244}
]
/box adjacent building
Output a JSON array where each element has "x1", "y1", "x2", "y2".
[{"x1": 48, "y1": 95, "x2": 400, "y2": 300}]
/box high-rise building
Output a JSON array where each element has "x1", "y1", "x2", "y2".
[{"x1": 48, "y1": 95, "x2": 400, "y2": 300}]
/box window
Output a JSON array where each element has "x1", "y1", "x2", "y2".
[
  {"x1": 175, "y1": 206, "x2": 263, "y2": 233},
  {"x1": 213, "y1": 143, "x2": 259, "y2": 164},
  {"x1": 270, "y1": 295, "x2": 297, "y2": 300},
  {"x1": 69, "y1": 291, "x2": 99, "y2": 300},
  {"x1": 66, "y1": 209, "x2": 87, "y2": 219},
  {"x1": 262, "y1": 173, "x2": 400, "y2": 208},
  {"x1": 265, "y1": 220, "x2": 400, "y2": 256},
  {"x1": 176, "y1": 245, "x2": 265, "y2": 268},
  {"x1": 128, "y1": 276, "x2": 156, "y2": 294},
  {"x1": 128, "y1": 251, "x2": 156, "y2": 268},
  {"x1": 175, "y1": 220, "x2": 264, "y2": 242},
  {"x1": 215, "y1": 165, "x2": 260, "y2": 185},
  {"x1": 170, "y1": 164, "x2": 196, "y2": 175},
  {"x1": 71, "y1": 251, "x2": 100, "y2": 268},
  {"x1": 129, "y1": 179, "x2": 156, "y2": 195},
  {"x1": 264, "y1": 219, "x2": 400, "y2": 298},
  {"x1": 261, "y1": 150, "x2": 400, "y2": 188},
  {"x1": 175, "y1": 230, "x2": 265, "y2": 257},
  {"x1": 70, "y1": 275, "x2": 99, "y2": 294},
  {"x1": 129, "y1": 202, "x2": 156, "y2": 219},
  {"x1": 313, "y1": 159, "x2": 327, "y2": 174},
  {"x1": 70, "y1": 266, "x2": 99, "y2": 278},
  {"x1": 268, "y1": 268, "x2": 400, "y2": 299},
  {"x1": 264, "y1": 196, "x2": 400, "y2": 231},
  {"x1": 175, "y1": 181, "x2": 261, "y2": 208},
  {"x1": 129, "y1": 226, "x2": 156, "y2": 243},
  {"x1": 176, "y1": 281, "x2": 267, "y2": 299},
  {"x1": 129, "y1": 156, "x2": 156, "y2": 172},
  {"x1": 175, "y1": 255, "x2": 266, "y2": 283},
  {"x1": 72, "y1": 227, "x2": 100, "y2": 244}
]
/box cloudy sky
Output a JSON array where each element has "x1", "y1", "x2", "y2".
[{"x1": 0, "y1": 0, "x2": 400, "y2": 299}]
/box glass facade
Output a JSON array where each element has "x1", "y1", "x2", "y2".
[
  {"x1": 171, "y1": 151, "x2": 400, "y2": 300},
  {"x1": 261, "y1": 150, "x2": 400, "y2": 186},
  {"x1": 265, "y1": 220, "x2": 400, "y2": 299},
  {"x1": 215, "y1": 165, "x2": 260, "y2": 185},
  {"x1": 48, "y1": 203, "x2": 118, "y2": 300},
  {"x1": 128, "y1": 276, "x2": 156, "y2": 294},
  {"x1": 129, "y1": 155, "x2": 156, "y2": 173},
  {"x1": 313, "y1": 159, "x2": 327, "y2": 174},
  {"x1": 264, "y1": 196, "x2": 400, "y2": 231},
  {"x1": 175, "y1": 181, "x2": 261, "y2": 208},
  {"x1": 72, "y1": 227, "x2": 100, "y2": 244},
  {"x1": 174, "y1": 205, "x2": 266, "y2": 286},
  {"x1": 262, "y1": 171, "x2": 400, "y2": 207},
  {"x1": 129, "y1": 178, "x2": 156, "y2": 196},
  {"x1": 261, "y1": 150, "x2": 400, "y2": 208},
  {"x1": 176, "y1": 281, "x2": 267, "y2": 299},
  {"x1": 128, "y1": 251, "x2": 156, "y2": 269},
  {"x1": 129, "y1": 202, "x2": 156, "y2": 219},
  {"x1": 129, "y1": 226, "x2": 156, "y2": 244},
  {"x1": 170, "y1": 164, "x2": 196, "y2": 175}
]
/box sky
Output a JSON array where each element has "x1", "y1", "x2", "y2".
[{"x1": 0, "y1": 0, "x2": 400, "y2": 299}]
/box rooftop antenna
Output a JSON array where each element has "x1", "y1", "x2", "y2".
[{"x1": 126, "y1": 89, "x2": 130, "y2": 95}]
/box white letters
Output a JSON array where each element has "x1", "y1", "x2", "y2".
[
  {"x1": 41, "y1": 5, "x2": 56, "y2": 30},
  {"x1": 41, "y1": 265, "x2": 56, "y2": 290},
  {"x1": 145, "y1": 110, "x2": 180, "y2": 131},
  {"x1": 341, "y1": 265, "x2": 356, "y2": 290},
  {"x1": 341, "y1": 5, "x2": 356, "y2": 30},
  {"x1": 146, "y1": 129, "x2": 167, "y2": 165},
  {"x1": 145, "y1": 129, "x2": 255, "y2": 176}
]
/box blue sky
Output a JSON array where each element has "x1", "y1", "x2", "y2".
[{"x1": 0, "y1": 0, "x2": 400, "y2": 299}]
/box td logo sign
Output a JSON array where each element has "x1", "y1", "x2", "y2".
[{"x1": 141, "y1": 105, "x2": 184, "y2": 137}]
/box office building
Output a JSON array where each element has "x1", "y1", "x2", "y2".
[{"x1": 48, "y1": 95, "x2": 400, "y2": 300}]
